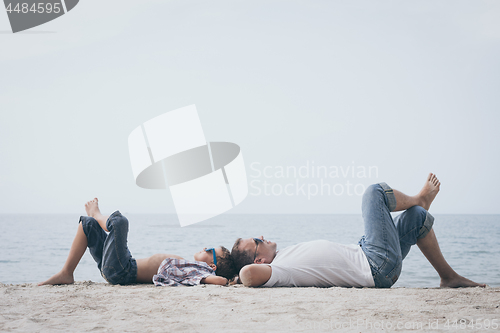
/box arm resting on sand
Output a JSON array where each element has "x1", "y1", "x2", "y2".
[
  {"x1": 239, "y1": 264, "x2": 272, "y2": 287},
  {"x1": 201, "y1": 275, "x2": 228, "y2": 285}
]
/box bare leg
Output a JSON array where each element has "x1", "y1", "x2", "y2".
[
  {"x1": 417, "y1": 229, "x2": 486, "y2": 288},
  {"x1": 85, "y1": 198, "x2": 109, "y2": 232},
  {"x1": 38, "y1": 222, "x2": 87, "y2": 285},
  {"x1": 393, "y1": 173, "x2": 441, "y2": 211},
  {"x1": 392, "y1": 174, "x2": 484, "y2": 287},
  {"x1": 39, "y1": 198, "x2": 107, "y2": 286}
]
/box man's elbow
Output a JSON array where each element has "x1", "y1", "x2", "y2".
[{"x1": 239, "y1": 265, "x2": 259, "y2": 287}]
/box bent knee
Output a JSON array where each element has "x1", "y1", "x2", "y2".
[
  {"x1": 106, "y1": 212, "x2": 129, "y2": 231},
  {"x1": 362, "y1": 184, "x2": 383, "y2": 202}
]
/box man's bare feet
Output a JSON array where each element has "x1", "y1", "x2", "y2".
[
  {"x1": 418, "y1": 173, "x2": 440, "y2": 210},
  {"x1": 440, "y1": 274, "x2": 486, "y2": 288},
  {"x1": 38, "y1": 270, "x2": 74, "y2": 286},
  {"x1": 85, "y1": 198, "x2": 100, "y2": 218}
]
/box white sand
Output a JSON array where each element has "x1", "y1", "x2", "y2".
[{"x1": 1, "y1": 282, "x2": 499, "y2": 332}]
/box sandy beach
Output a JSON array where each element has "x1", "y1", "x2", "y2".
[{"x1": 1, "y1": 282, "x2": 499, "y2": 332}]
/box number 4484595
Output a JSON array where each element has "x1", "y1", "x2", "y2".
[
  {"x1": 5, "y1": 3, "x2": 61, "y2": 14},
  {"x1": 444, "y1": 319, "x2": 498, "y2": 330}
]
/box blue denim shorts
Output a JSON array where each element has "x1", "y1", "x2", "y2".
[
  {"x1": 358, "y1": 183, "x2": 434, "y2": 288},
  {"x1": 80, "y1": 211, "x2": 137, "y2": 285}
]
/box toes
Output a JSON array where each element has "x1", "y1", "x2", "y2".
[
  {"x1": 429, "y1": 173, "x2": 437, "y2": 184},
  {"x1": 85, "y1": 198, "x2": 98, "y2": 206},
  {"x1": 428, "y1": 173, "x2": 433, "y2": 181}
]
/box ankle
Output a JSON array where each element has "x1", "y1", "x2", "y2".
[
  {"x1": 91, "y1": 211, "x2": 104, "y2": 220},
  {"x1": 412, "y1": 194, "x2": 424, "y2": 208},
  {"x1": 416, "y1": 194, "x2": 432, "y2": 210},
  {"x1": 440, "y1": 271, "x2": 459, "y2": 281}
]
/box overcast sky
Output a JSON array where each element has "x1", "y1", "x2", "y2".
[{"x1": 1, "y1": 0, "x2": 499, "y2": 216}]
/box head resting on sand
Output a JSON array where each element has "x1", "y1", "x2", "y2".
[
  {"x1": 231, "y1": 236, "x2": 277, "y2": 273},
  {"x1": 194, "y1": 246, "x2": 236, "y2": 280}
]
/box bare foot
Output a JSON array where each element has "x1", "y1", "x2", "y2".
[
  {"x1": 85, "y1": 198, "x2": 100, "y2": 218},
  {"x1": 418, "y1": 173, "x2": 440, "y2": 210},
  {"x1": 440, "y1": 274, "x2": 486, "y2": 288},
  {"x1": 85, "y1": 197, "x2": 109, "y2": 232},
  {"x1": 38, "y1": 270, "x2": 74, "y2": 286}
]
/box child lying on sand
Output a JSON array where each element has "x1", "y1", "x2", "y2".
[{"x1": 39, "y1": 198, "x2": 235, "y2": 286}]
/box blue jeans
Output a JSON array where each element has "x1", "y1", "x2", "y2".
[
  {"x1": 358, "y1": 183, "x2": 434, "y2": 288},
  {"x1": 80, "y1": 211, "x2": 137, "y2": 285}
]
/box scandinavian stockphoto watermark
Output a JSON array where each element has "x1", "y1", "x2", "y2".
[
  {"x1": 128, "y1": 105, "x2": 248, "y2": 227},
  {"x1": 249, "y1": 161, "x2": 378, "y2": 199},
  {"x1": 3, "y1": 0, "x2": 79, "y2": 33}
]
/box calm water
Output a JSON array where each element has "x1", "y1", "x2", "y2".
[{"x1": 0, "y1": 214, "x2": 498, "y2": 287}]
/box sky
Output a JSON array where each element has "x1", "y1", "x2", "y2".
[{"x1": 1, "y1": 0, "x2": 499, "y2": 216}]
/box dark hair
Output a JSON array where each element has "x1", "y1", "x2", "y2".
[
  {"x1": 214, "y1": 246, "x2": 237, "y2": 280},
  {"x1": 230, "y1": 238, "x2": 254, "y2": 273}
]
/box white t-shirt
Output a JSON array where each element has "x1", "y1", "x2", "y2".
[{"x1": 262, "y1": 240, "x2": 375, "y2": 288}]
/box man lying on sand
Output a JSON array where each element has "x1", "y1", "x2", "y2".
[
  {"x1": 232, "y1": 174, "x2": 486, "y2": 288},
  {"x1": 39, "y1": 199, "x2": 235, "y2": 286}
]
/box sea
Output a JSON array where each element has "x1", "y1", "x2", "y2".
[{"x1": 0, "y1": 214, "x2": 498, "y2": 287}]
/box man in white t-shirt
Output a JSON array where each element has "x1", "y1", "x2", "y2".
[{"x1": 231, "y1": 174, "x2": 485, "y2": 288}]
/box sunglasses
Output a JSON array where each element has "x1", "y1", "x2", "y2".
[
  {"x1": 253, "y1": 238, "x2": 264, "y2": 261},
  {"x1": 204, "y1": 248, "x2": 217, "y2": 266}
]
